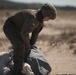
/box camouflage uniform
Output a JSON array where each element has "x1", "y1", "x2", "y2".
[
  {"x1": 3, "y1": 9, "x2": 44, "y2": 75},
  {"x1": 3, "y1": 4, "x2": 57, "y2": 75}
]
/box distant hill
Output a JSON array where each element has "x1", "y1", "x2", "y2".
[
  {"x1": 56, "y1": 6, "x2": 76, "y2": 10},
  {"x1": 0, "y1": 0, "x2": 76, "y2": 10},
  {"x1": 0, "y1": 0, "x2": 42, "y2": 9}
]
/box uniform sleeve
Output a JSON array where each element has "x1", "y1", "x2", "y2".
[
  {"x1": 30, "y1": 23, "x2": 44, "y2": 46},
  {"x1": 20, "y1": 15, "x2": 32, "y2": 53}
]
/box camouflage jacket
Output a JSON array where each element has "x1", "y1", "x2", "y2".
[{"x1": 10, "y1": 9, "x2": 44, "y2": 51}]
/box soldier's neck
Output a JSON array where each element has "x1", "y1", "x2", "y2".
[{"x1": 36, "y1": 10, "x2": 44, "y2": 22}]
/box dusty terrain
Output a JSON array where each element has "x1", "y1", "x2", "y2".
[{"x1": 0, "y1": 10, "x2": 76, "y2": 75}]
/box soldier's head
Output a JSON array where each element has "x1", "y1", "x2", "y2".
[{"x1": 41, "y1": 3, "x2": 57, "y2": 21}]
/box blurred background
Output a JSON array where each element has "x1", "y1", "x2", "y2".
[
  {"x1": 0, "y1": 0, "x2": 76, "y2": 74},
  {"x1": 0, "y1": 0, "x2": 76, "y2": 10}
]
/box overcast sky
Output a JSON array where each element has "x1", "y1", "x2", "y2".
[{"x1": 8, "y1": 0, "x2": 76, "y2": 7}]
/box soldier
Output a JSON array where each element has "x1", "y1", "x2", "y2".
[{"x1": 3, "y1": 3, "x2": 57, "y2": 75}]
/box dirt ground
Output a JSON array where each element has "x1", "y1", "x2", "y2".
[{"x1": 0, "y1": 10, "x2": 76, "y2": 75}]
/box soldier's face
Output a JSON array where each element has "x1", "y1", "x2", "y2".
[{"x1": 43, "y1": 17, "x2": 50, "y2": 21}]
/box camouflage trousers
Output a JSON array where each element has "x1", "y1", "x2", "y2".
[{"x1": 3, "y1": 18, "x2": 26, "y2": 74}]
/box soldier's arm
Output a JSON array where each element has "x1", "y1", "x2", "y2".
[
  {"x1": 21, "y1": 32, "x2": 30, "y2": 54},
  {"x1": 30, "y1": 23, "x2": 44, "y2": 46},
  {"x1": 20, "y1": 15, "x2": 32, "y2": 54}
]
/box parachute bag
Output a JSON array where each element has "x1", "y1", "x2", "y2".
[{"x1": 27, "y1": 46, "x2": 52, "y2": 75}]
